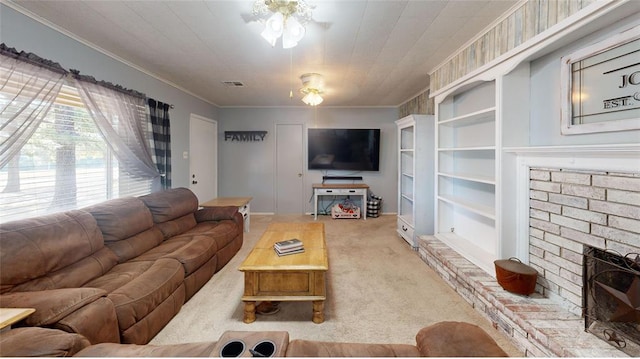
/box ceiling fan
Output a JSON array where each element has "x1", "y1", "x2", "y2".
[{"x1": 241, "y1": 0, "x2": 332, "y2": 48}]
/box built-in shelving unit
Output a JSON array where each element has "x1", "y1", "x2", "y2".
[
  {"x1": 396, "y1": 115, "x2": 434, "y2": 249},
  {"x1": 429, "y1": 56, "x2": 534, "y2": 275},
  {"x1": 434, "y1": 81, "x2": 498, "y2": 274}
]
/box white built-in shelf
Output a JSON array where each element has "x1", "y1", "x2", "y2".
[
  {"x1": 437, "y1": 195, "x2": 496, "y2": 220},
  {"x1": 437, "y1": 172, "x2": 495, "y2": 185},
  {"x1": 401, "y1": 193, "x2": 414, "y2": 202},
  {"x1": 434, "y1": 232, "x2": 495, "y2": 275},
  {"x1": 396, "y1": 114, "x2": 434, "y2": 249},
  {"x1": 435, "y1": 80, "x2": 498, "y2": 275},
  {"x1": 398, "y1": 213, "x2": 414, "y2": 225},
  {"x1": 438, "y1": 107, "x2": 496, "y2": 126},
  {"x1": 437, "y1": 146, "x2": 496, "y2": 151}
]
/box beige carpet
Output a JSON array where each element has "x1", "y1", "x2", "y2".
[{"x1": 150, "y1": 214, "x2": 522, "y2": 356}]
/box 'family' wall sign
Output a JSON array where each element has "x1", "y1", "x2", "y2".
[{"x1": 224, "y1": 131, "x2": 267, "y2": 142}]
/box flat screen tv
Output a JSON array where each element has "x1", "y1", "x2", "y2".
[{"x1": 308, "y1": 128, "x2": 380, "y2": 171}]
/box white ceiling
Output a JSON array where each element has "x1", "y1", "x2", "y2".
[{"x1": 7, "y1": 0, "x2": 519, "y2": 107}]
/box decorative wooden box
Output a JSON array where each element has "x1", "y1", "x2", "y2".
[{"x1": 331, "y1": 205, "x2": 360, "y2": 219}]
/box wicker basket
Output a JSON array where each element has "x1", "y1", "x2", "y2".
[{"x1": 494, "y1": 257, "x2": 538, "y2": 296}]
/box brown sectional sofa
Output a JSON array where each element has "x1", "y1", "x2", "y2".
[
  {"x1": 0, "y1": 188, "x2": 243, "y2": 345},
  {"x1": 0, "y1": 322, "x2": 509, "y2": 357}
]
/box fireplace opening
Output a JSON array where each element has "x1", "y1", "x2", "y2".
[{"x1": 583, "y1": 247, "x2": 640, "y2": 356}]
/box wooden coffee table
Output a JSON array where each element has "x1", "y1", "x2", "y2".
[{"x1": 238, "y1": 222, "x2": 328, "y2": 324}]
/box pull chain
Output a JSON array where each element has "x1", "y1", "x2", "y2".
[
  {"x1": 289, "y1": 49, "x2": 294, "y2": 99},
  {"x1": 314, "y1": 104, "x2": 318, "y2": 127}
]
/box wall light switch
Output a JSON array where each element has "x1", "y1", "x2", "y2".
[{"x1": 183, "y1": 151, "x2": 189, "y2": 159}]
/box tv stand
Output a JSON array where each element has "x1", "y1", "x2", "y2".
[{"x1": 312, "y1": 183, "x2": 369, "y2": 220}]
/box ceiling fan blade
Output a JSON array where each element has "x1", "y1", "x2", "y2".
[{"x1": 240, "y1": 12, "x2": 261, "y2": 24}]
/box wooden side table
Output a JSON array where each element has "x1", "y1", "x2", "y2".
[
  {"x1": 0, "y1": 308, "x2": 35, "y2": 331},
  {"x1": 200, "y1": 197, "x2": 252, "y2": 232}
]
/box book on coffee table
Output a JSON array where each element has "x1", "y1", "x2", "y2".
[
  {"x1": 274, "y1": 247, "x2": 305, "y2": 256},
  {"x1": 274, "y1": 238, "x2": 304, "y2": 256},
  {"x1": 274, "y1": 238, "x2": 303, "y2": 250}
]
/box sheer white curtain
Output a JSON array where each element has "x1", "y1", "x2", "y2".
[
  {"x1": 73, "y1": 76, "x2": 160, "y2": 188},
  {"x1": 0, "y1": 47, "x2": 67, "y2": 168}
]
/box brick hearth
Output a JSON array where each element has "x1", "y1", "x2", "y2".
[{"x1": 417, "y1": 236, "x2": 628, "y2": 357}]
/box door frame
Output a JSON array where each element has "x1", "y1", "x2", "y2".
[{"x1": 189, "y1": 113, "x2": 218, "y2": 202}]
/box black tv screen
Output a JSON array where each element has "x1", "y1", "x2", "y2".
[{"x1": 308, "y1": 128, "x2": 380, "y2": 171}]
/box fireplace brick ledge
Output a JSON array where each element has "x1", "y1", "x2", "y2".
[{"x1": 417, "y1": 235, "x2": 629, "y2": 357}]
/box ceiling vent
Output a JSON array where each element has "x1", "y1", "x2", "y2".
[{"x1": 222, "y1": 81, "x2": 245, "y2": 87}]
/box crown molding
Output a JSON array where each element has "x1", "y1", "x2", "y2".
[{"x1": 1, "y1": 0, "x2": 218, "y2": 108}]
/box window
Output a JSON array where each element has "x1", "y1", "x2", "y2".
[{"x1": 0, "y1": 82, "x2": 152, "y2": 223}]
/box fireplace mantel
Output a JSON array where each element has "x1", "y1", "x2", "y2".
[{"x1": 505, "y1": 143, "x2": 640, "y2": 156}]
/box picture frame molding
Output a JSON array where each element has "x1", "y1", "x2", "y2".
[{"x1": 560, "y1": 25, "x2": 640, "y2": 135}]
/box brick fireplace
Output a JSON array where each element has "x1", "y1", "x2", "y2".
[
  {"x1": 583, "y1": 247, "x2": 640, "y2": 356},
  {"x1": 528, "y1": 168, "x2": 640, "y2": 356},
  {"x1": 418, "y1": 149, "x2": 639, "y2": 357},
  {"x1": 528, "y1": 168, "x2": 639, "y2": 313}
]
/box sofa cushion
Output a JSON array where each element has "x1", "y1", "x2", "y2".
[
  {"x1": 139, "y1": 187, "x2": 199, "y2": 224},
  {"x1": 84, "y1": 197, "x2": 155, "y2": 243},
  {"x1": 185, "y1": 220, "x2": 240, "y2": 252},
  {"x1": 119, "y1": 285, "x2": 185, "y2": 345},
  {"x1": 0, "y1": 287, "x2": 107, "y2": 326},
  {"x1": 84, "y1": 258, "x2": 184, "y2": 331},
  {"x1": 285, "y1": 340, "x2": 420, "y2": 357},
  {"x1": 415, "y1": 321, "x2": 508, "y2": 357},
  {"x1": 54, "y1": 296, "x2": 121, "y2": 344},
  {"x1": 0, "y1": 210, "x2": 107, "y2": 293},
  {"x1": 0, "y1": 327, "x2": 91, "y2": 357},
  {"x1": 154, "y1": 213, "x2": 198, "y2": 239},
  {"x1": 7, "y1": 247, "x2": 118, "y2": 293},
  {"x1": 132, "y1": 235, "x2": 218, "y2": 276},
  {"x1": 104, "y1": 227, "x2": 165, "y2": 263},
  {"x1": 84, "y1": 197, "x2": 163, "y2": 262}
]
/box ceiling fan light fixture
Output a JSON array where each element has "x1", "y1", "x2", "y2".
[
  {"x1": 301, "y1": 90, "x2": 323, "y2": 106},
  {"x1": 265, "y1": 12, "x2": 284, "y2": 33},
  {"x1": 300, "y1": 72, "x2": 323, "y2": 89},
  {"x1": 300, "y1": 73, "x2": 324, "y2": 106},
  {"x1": 282, "y1": 16, "x2": 305, "y2": 49},
  {"x1": 261, "y1": 12, "x2": 284, "y2": 46},
  {"x1": 253, "y1": 0, "x2": 313, "y2": 49}
]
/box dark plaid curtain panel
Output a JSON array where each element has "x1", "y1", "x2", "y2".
[{"x1": 148, "y1": 98, "x2": 172, "y2": 189}]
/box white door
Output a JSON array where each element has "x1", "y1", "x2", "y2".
[
  {"x1": 275, "y1": 124, "x2": 304, "y2": 214},
  {"x1": 189, "y1": 114, "x2": 217, "y2": 203}
]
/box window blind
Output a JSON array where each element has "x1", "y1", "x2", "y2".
[{"x1": 0, "y1": 82, "x2": 152, "y2": 223}]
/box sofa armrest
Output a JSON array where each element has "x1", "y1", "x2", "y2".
[
  {"x1": 0, "y1": 327, "x2": 91, "y2": 357},
  {"x1": 75, "y1": 341, "x2": 218, "y2": 357},
  {"x1": 285, "y1": 340, "x2": 419, "y2": 357},
  {"x1": 415, "y1": 321, "x2": 508, "y2": 357},
  {"x1": 0, "y1": 288, "x2": 107, "y2": 326},
  {"x1": 195, "y1": 206, "x2": 240, "y2": 222}
]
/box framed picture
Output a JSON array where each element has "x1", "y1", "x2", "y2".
[{"x1": 560, "y1": 25, "x2": 640, "y2": 135}]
